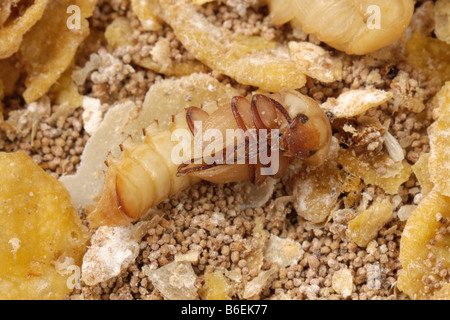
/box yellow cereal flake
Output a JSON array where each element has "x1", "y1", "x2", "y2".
[
  {"x1": 412, "y1": 152, "x2": 434, "y2": 197},
  {"x1": 398, "y1": 190, "x2": 450, "y2": 300},
  {"x1": 131, "y1": 0, "x2": 162, "y2": 31},
  {"x1": 0, "y1": 151, "x2": 89, "y2": 300},
  {"x1": 19, "y1": 0, "x2": 96, "y2": 104},
  {"x1": 105, "y1": 16, "x2": 135, "y2": 50},
  {"x1": 432, "y1": 81, "x2": 450, "y2": 116},
  {"x1": 347, "y1": 198, "x2": 393, "y2": 247},
  {"x1": 338, "y1": 149, "x2": 412, "y2": 195},
  {"x1": 428, "y1": 82, "x2": 450, "y2": 198},
  {"x1": 433, "y1": 284, "x2": 450, "y2": 300},
  {"x1": 405, "y1": 32, "x2": 450, "y2": 89},
  {"x1": 435, "y1": 0, "x2": 450, "y2": 44},
  {"x1": 156, "y1": 0, "x2": 306, "y2": 92},
  {"x1": 48, "y1": 67, "x2": 83, "y2": 109},
  {"x1": 0, "y1": 0, "x2": 48, "y2": 59},
  {"x1": 199, "y1": 271, "x2": 233, "y2": 300},
  {"x1": 332, "y1": 269, "x2": 353, "y2": 298}
]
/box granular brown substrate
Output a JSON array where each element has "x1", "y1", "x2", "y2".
[{"x1": 0, "y1": 0, "x2": 444, "y2": 300}]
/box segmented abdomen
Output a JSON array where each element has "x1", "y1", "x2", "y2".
[{"x1": 86, "y1": 111, "x2": 199, "y2": 227}]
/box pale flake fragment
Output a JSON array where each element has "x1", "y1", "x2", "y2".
[
  {"x1": 150, "y1": 38, "x2": 173, "y2": 73},
  {"x1": 332, "y1": 269, "x2": 353, "y2": 298},
  {"x1": 72, "y1": 53, "x2": 102, "y2": 86},
  {"x1": 305, "y1": 284, "x2": 320, "y2": 300},
  {"x1": 288, "y1": 41, "x2": 342, "y2": 83},
  {"x1": 343, "y1": 124, "x2": 357, "y2": 135},
  {"x1": 366, "y1": 69, "x2": 383, "y2": 86},
  {"x1": 2, "y1": 97, "x2": 51, "y2": 143},
  {"x1": 143, "y1": 261, "x2": 199, "y2": 300},
  {"x1": 321, "y1": 89, "x2": 393, "y2": 118},
  {"x1": 245, "y1": 216, "x2": 269, "y2": 272},
  {"x1": 390, "y1": 71, "x2": 426, "y2": 113},
  {"x1": 240, "y1": 177, "x2": 277, "y2": 210},
  {"x1": 211, "y1": 212, "x2": 226, "y2": 227},
  {"x1": 242, "y1": 269, "x2": 274, "y2": 299},
  {"x1": 81, "y1": 221, "x2": 152, "y2": 286},
  {"x1": 264, "y1": 235, "x2": 303, "y2": 267},
  {"x1": 293, "y1": 160, "x2": 342, "y2": 223},
  {"x1": 81, "y1": 96, "x2": 104, "y2": 135},
  {"x1": 8, "y1": 238, "x2": 20, "y2": 258},
  {"x1": 366, "y1": 240, "x2": 378, "y2": 255},
  {"x1": 175, "y1": 250, "x2": 201, "y2": 263},
  {"x1": 224, "y1": 268, "x2": 243, "y2": 284},
  {"x1": 383, "y1": 131, "x2": 405, "y2": 162},
  {"x1": 266, "y1": 196, "x2": 294, "y2": 222},
  {"x1": 54, "y1": 256, "x2": 76, "y2": 277},
  {"x1": 397, "y1": 204, "x2": 417, "y2": 221}
]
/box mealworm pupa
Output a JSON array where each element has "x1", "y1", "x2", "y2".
[{"x1": 87, "y1": 90, "x2": 332, "y2": 227}]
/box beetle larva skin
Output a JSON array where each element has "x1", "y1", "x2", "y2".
[{"x1": 86, "y1": 111, "x2": 200, "y2": 227}]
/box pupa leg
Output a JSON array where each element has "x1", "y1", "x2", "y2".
[
  {"x1": 231, "y1": 96, "x2": 257, "y2": 183},
  {"x1": 251, "y1": 94, "x2": 292, "y2": 130},
  {"x1": 186, "y1": 106, "x2": 209, "y2": 135}
]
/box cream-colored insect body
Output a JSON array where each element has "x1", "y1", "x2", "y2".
[
  {"x1": 268, "y1": 0, "x2": 415, "y2": 55},
  {"x1": 86, "y1": 111, "x2": 201, "y2": 227},
  {"x1": 87, "y1": 90, "x2": 332, "y2": 227}
]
